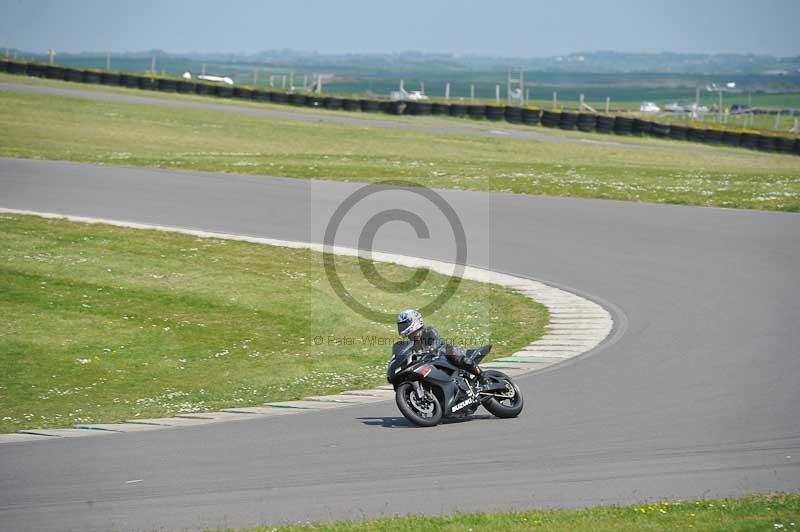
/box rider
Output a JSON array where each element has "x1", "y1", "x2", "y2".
[{"x1": 396, "y1": 309, "x2": 484, "y2": 382}]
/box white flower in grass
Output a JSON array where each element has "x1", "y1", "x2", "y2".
[{"x1": 75, "y1": 358, "x2": 92, "y2": 365}]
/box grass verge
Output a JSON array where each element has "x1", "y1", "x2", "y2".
[
  {"x1": 0, "y1": 83, "x2": 799, "y2": 211},
  {"x1": 217, "y1": 493, "x2": 800, "y2": 531},
  {"x1": 0, "y1": 214, "x2": 547, "y2": 433}
]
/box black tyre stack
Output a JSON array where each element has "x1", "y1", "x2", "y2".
[
  {"x1": 431, "y1": 102, "x2": 449, "y2": 115},
  {"x1": 360, "y1": 99, "x2": 381, "y2": 112},
  {"x1": 6, "y1": 61, "x2": 27, "y2": 75},
  {"x1": 193, "y1": 82, "x2": 212, "y2": 95},
  {"x1": 45, "y1": 65, "x2": 66, "y2": 80},
  {"x1": 739, "y1": 132, "x2": 759, "y2": 150},
  {"x1": 558, "y1": 112, "x2": 578, "y2": 130},
  {"x1": 323, "y1": 96, "x2": 342, "y2": 110},
  {"x1": 595, "y1": 115, "x2": 615, "y2": 134},
  {"x1": 775, "y1": 137, "x2": 795, "y2": 154},
  {"x1": 381, "y1": 101, "x2": 405, "y2": 115},
  {"x1": 157, "y1": 78, "x2": 178, "y2": 92},
  {"x1": 541, "y1": 110, "x2": 560, "y2": 128},
  {"x1": 177, "y1": 80, "x2": 196, "y2": 94},
  {"x1": 486, "y1": 106, "x2": 505, "y2": 121},
  {"x1": 253, "y1": 90, "x2": 272, "y2": 102},
  {"x1": 270, "y1": 92, "x2": 289, "y2": 104},
  {"x1": 120, "y1": 74, "x2": 140, "y2": 88},
  {"x1": 233, "y1": 87, "x2": 253, "y2": 100},
  {"x1": 650, "y1": 122, "x2": 670, "y2": 138},
  {"x1": 794, "y1": 139, "x2": 800, "y2": 156},
  {"x1": 669, "y1": 125, "x2": 688, "y2": 141},
  {"x1": 631, "y1": 119, "x2": 652, "y2": 136},
  {"x1": 449, "y1": 103, "x2": 467, "y2": 118},
  {"x1": 0, "y1": 60, "x2": 9, "y2": 73},
  {"x1": 306, "y1": 95, "x2": 324, "y2": 107},
  {"x1": 26, "y1": 63, "x2": 46, "y2": 78},
  {"x1": 467, "y1": 104, "x2": 486, "y2": 120},
  {"x1": 100, "y1": 72, "x2": 121, "y2": 86},
  {"x1": 576, "y1": 113, "x2": 597, "y2": 132},
  {"x1": 613, "y1": 116, "x2": 633, "y2": 134},
  {"x1": 215, "y1": 85, "x2": 233, "y2": 98},
  {"x1": 288, "y1": 93, "x2": 307, "y2": 106},
  {"x1": 504, "y1": 106, "x2": 522, "y2": 124},
  {"x1": 686, "y1": 127, "x2": 704, "y2": 143},
  {"x1": 63, "y1": 68, "x2": 83, "y2": 83},
  {"x1": 721, "y1": 131, "x2": 741, "y2": 147},
  {"x1": 703, "y1": 129, "x2": 723, "y2": 144},
  {"x1": 757, "y1": 135, "x2": 776, "y2": 152},
  {"x1": 81, "y1": 70, "x2": 101, "y2": 84},
  {"x1": 341, "y1": 98, "x2": 361, "y2": 111},
  {"x1": 521, "y1": 108, "x2": 540, "y2": 126}
]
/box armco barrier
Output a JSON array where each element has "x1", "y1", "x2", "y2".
[{"x1": 2, "y1": 61, "x2": 797, "y2": 156}]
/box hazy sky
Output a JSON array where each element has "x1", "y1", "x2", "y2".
[{"x1": 1, "y1": 0, "x2": 798, "y2": 57}]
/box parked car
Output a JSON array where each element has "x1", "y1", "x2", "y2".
[
  {"x1": 639, "y1": 101, "x2": 661, "y2": 112},
  {"x1": 729, "y1": 104, "x2": 752, "y2": 114},
  {"x1": 663, "y1": 102, "x2": 684, "y2": 112}
]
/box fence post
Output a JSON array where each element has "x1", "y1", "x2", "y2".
[
  {"x1": 470, "y1": 84, "x2": 475, "y2": 103},
  {"x1": 552, "y1": 91, "x2": 557, "y2": 111},
  {"x1": 445, "y1": 82, "x2": 450, "y2": 101},
  {"x1": 579, "y1": 94, "x2": 584, "y2": 112},
  {"x1": 605, "y1": 97, "x2": 610, "y2": 113},
  {"x1": 495, "y1": 84, "x2": 500, "y2": 103}
]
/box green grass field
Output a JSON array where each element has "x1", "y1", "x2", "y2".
[
  {"x1": 218, "y1": 493, "x2": 800, "y2": 532},
  {"x1": 0, "y1": 214, "x2": 547, "y2": 433},
  {"x1": 0, "y1": 84, "x2": 798, "y2": 211}
]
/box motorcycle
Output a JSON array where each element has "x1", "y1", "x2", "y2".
[{"x1": 387, "y1": 341, "x2": 524, "y2": 427}]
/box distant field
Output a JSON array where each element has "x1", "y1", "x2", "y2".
[{"x1": 1, "y1": 85, "x2": 798, "y2": 211}]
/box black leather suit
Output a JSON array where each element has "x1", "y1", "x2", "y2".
[{"x1": 411, "y1": 326, "x2": 481, "y2": 377}]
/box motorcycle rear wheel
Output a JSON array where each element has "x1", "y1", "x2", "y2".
[
  {"x1": 482, "y1": 370, "x2": 524, "y2": 418},
  {"x1": 396, "y1": 382, "x2": 443, "y2": 427}
]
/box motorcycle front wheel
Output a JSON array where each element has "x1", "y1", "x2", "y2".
[{"x1": 396, "y1": 382, "x2": 442, "y2": 427}]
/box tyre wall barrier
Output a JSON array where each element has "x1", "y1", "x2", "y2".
[
  {"x1": 2, "y1": 61, "x2": 797, "y2": 156},
  {"x1": 44, "y1": 65, "x2": 66, "y2": 80},
  {"x1": 81, "y1": 71, "x2": 101, "y2": 84},
  {"x1": 486, "y1": 106, "x2": 505, "y2": 121},
  {"x1": 558, "y1": 112, "x2": 578, "y2": 130},
  {"x1": 431, "y1": 102, "x2": 449, "y2": 115},
  {"x1": 100, "y1": 72, "x2": 121, "y2": 86},
  {"x1": 703, "y1": 129, "x2": 723, "y2": 144},
  {"x1": 613, "y1": 116, "x2": 633, "y2": 134},
  {"x1": 288, "y1": 93, "x2": 307, "y2": 106},
  {"x1": 541, "y1": 110, "x2": 560, "y2": 128},
  {"x1": 721, "y1": 131, "x2": 741, "y2": 147},
  {"x1": 757, "y1": 135, "x2": 776, "y2": 152},
  {"x1": 521, "y1": 108, "x2": 540, "y2": 125},
  {"x1": 576, "y1": 113, "x2": 597, "y2": 132},
  {"x1": 595, "y1": 115, "x2": 614, "y2": 133},
  {"x1": 341, "y1": 98, "x2": 361, "y2": 111},
  {"x1": 449, "y1": 103, "x2": 467, "y2": 118},
  {"x1": 776, "y1": 137, "x2": 795, "y2": 154},
  {"x1": 467, "y1": 104, "x2": 487, "y2": 119},
  {"x1": 215, "y1": 86, "x2": 234, "y2": 98},
  {"x1": 233, "y1": 87, "x2": 253, "y2": 99},
  {"x1": 504, "y1": 106, "x2": 522, "y2": 124},
  {"x1": 25, "y1": 63, "x2": 46, "y2": 78},
  {"x1": 270, "y1": 92, "x2": 289, "y2": 103},
  {"x1": 360, "y1": 99, "x2": 381, "y2": 112},
  {"x1": 324, "y1": 97, "x2": 342, "y2": 110}
]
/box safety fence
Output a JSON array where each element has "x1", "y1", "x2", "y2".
[{"x1": 2, "y1": 60, "x2": 798, "y2": 157}]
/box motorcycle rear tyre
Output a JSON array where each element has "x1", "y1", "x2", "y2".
[{"x1": 482, "y1": 370, "x2": 524, "y2": 418}]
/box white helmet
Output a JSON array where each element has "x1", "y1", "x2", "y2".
[{"x1": 397, "y1": 309, "x2": 424, "y2": 337}]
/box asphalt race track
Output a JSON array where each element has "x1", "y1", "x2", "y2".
[{"x1": 1, "y1": 158, "x2": 799, "y2": 532}]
